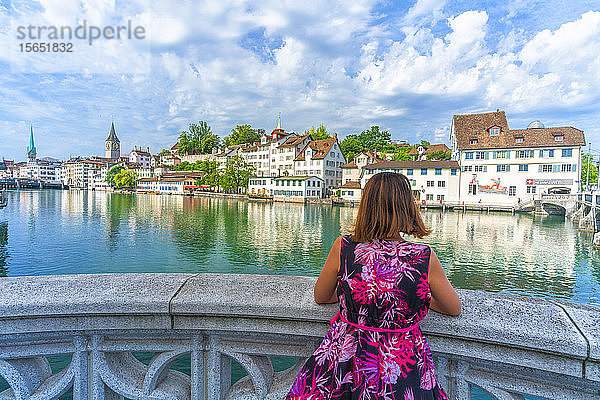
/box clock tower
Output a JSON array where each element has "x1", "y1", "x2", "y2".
[{"x1": 105, "y1": 121, "x2": 120, "y2": 160}]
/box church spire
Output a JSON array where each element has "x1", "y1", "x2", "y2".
[
  {"x1": 106, "y1": 121, "x2": 119, "y2": 141},
  {"x1": 27, "y1": 123, "x2": 36, "y2": 162},
  {"x1": 277, "y1": 113, "x2": 282, "y2": 130}
]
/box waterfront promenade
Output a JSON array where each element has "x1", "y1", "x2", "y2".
[{"x1": 0, "y1": 273, "x2": 598, "y2": 399}]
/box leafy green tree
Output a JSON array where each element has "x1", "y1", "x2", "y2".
[
  {"x1": 305, "y1": 124, "x2": 332, "y2": 140},
  {"x1": 106, "y1": 165, "x2": 125, "y2": 185},
  {"x1": 582, "y1": 153, "x2": 599, "y2": 188},
  {"x1": 219, "y1": 155, "x2": 256, "y2": 193},
  {"x1": 392, "y1": 148, "x2": 412, "y2": 161},
  {"x1": 114, "y1": 169, "x2": 137, "y2": 188},
  {"x1": 223, "y1": 125, "x2": 260, "y2": 147},
  {"x1": 158, "y1": 149, "x2": 171, "y2": 156},
  {"x1": 340, "y1": 126, "x2": 392, "y2": 162},
  {"x1": 425, "y1": 150, "x2": 451, "y2": 160},
  {"x1": 178, "y1": 121, "x2": 220, "y2": 155}
]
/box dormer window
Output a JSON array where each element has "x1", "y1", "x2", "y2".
[
  {"x1": 555, "y1": 135, "x2": 564, "y2": 141},
  {"x1": 470, "y1": 139, "x2": 478, "y2": 145},
  {"x1": 515, "y1": 137, "x2": 524, "y2": 143},
  {"x1": 489, "y1": 127, "x2": 501, "y2": 135}
]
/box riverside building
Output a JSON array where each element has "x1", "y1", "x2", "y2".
[
  {"x1": 361, "y1": 160, "x2": 460, "y2": 203},
  {"x1": 451, "y1": 111, "x2": 585, "y2": 205}
]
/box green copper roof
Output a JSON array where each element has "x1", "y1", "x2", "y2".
[
  {"x1": 277, "y1": 114, "x2": 281, "y2": 130},
  {"x1": 28, "y1": 124, "x2": 36, "y2": 153}
]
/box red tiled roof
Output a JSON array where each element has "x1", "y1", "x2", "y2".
[
  {"x1": 307, "y1": 137, "x2": 336, "y2": 160},
  {"x1": 453, "y1": 111, "x2": 585, "y2": 150},
  {"x1": 408, "y1": 143, "x2": 450, "y2": 155},
  {"x1": 341, "y1": 161, "x2": 357, "y2": 169},
  {"x1": 340, "y1": 181, "x2": 361, "y2": 189}
]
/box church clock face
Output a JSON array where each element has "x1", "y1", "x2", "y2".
[
  {"x1": 106, "y1": 142, "x2": 110, "y2": 150},
  {"x1": 112, "y1": 142, "x2": 119, "y2": 151}
]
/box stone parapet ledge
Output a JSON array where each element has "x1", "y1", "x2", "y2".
[{"x1": 0, "y1": 273, "x2": 599, "y2": 399}]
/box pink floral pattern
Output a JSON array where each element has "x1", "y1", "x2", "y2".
[{"x1": 287, "y1": 236, "x2": 450, "y2": 400}]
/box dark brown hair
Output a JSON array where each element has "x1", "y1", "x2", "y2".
[{"x1": 352, "y1": 172, "x2": 431, "y2": 242}]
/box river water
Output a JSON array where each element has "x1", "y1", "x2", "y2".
[{"x1": 0, "y1": 190, "x2": 598, "y2": 399}]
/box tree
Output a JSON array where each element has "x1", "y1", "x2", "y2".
[
  {"x1": 106, "y1": 165, "x2": 125, "y2": 185},
  {"x1": 178, "y1": 121, "x2": 220, "y2": 155},
  {"x1": 581, "y1": 153, "x2": 599, "y2": 188},
  {"x1": 305, "y1": 124, "x2": 332, "y2": 140},
  {"x1": 113, "y1": 169, "x2": 137, "y2": 188},
  {"x1": 220, "y1": 155, "x2": 256, "y2": 193},
  {"x1": 158, "y1": 149, "x2": 171, "y2": 156},
  {"x1": 392, "y1": 148, "x2": 412, "y2": 161},
  {"x1": 425, "y1": 150, "x2": 451, "y2": 161},
  {"x1": 340, "y1": 126, "x2": 392, "y2": 162},
  {"x1": 223, "y1": 125, "x2": 260, "y2": 147}
]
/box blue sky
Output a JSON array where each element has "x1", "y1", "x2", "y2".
[{"x1": 0, "y1": 0, "x2": 599, "y2": 161}]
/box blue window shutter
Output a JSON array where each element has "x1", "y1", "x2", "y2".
[
  {"x1": 497, "y1": 165, "x2": 501, "y2": 172},
  {"x1": 553, "y1": 164, "x2": 560, "y2": 172},
  {"x1": 493, "y1": 152, "x2": 497, "y2": 159},
  {"x1": 506, "y1": 151, "x2": 511, "y2": 159},
  {"x1": 484, "y1": 152, "x2": 489, "y2": 159},
  {"x1": 539, "y1": 150, "x2": 543, "y2": 157},
  {"x1": 538, "y1": 165, "x2": 543, "y2": 172},
  {"x1": 483, "y1": 165, "x2": 487, "y2": 172},
  {"x1": 549, "y1": 150, "x2": 554, "y2": 157},
  {"x1": 506, "y1": 165, "x2": 511, "y2": 172},
  {"x1": 572, "y1": 164, "x2": 577, "y2": 172}
]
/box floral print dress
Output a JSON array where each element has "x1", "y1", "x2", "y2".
[{"x1": 287, "y1": 235, "x2": 450, "y2": 400}]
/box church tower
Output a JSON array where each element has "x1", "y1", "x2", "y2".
[
  {"x1": 27, "y1": 123, "x2": 36, "y2": 163},
  {"x1": 105, "y1": 121, "x2": 120, "y2": 160}
]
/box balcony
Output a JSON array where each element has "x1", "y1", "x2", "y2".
[{"x1": 0, "y1": 273, "x2": 598, "y2": 399}]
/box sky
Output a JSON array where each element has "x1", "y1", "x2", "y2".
[{"x1": 0, "y1": 0, "x2": 599, "y2": 161}]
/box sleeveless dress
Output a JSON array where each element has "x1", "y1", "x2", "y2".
[{"x1": 287, "y1": 235, "x2": 450, "y2": 400}]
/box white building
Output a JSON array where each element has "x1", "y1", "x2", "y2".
[
  {"x1": 341, "y1": 151, "x2": 381, "y2": 184},
  {"x1": 294, "y1": 136, "x2": 345, "y2": 196},
  {"x1": 248, "y1": 176, "x2": 324, "y2": 201},
  {"x1": 137, "y1": 172, "x2": 201, "y2": 194},
  {"x1": 61, "y1": 159, "x2": 104, "y2": 188},
  {"x1": 129, "y1": 148, "x2": 151, "y2": 169},
  {"x1": 361, "y1": 160, "x2": 460, "y2": 204},
  {"x1": 451, "y1": 111, "x2": 585, "y2": 205}
]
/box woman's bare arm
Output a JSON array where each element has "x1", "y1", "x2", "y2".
[
  {"x1": 314, "y1": 236, "x2": 342, "y2": 304},
  {"x1": 428, "y1": 248, "x2": 461, "y2": 316}
]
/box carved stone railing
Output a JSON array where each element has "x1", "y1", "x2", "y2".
[{"x1": 0, "y1": 273, "x2": 598, "y2": 400}]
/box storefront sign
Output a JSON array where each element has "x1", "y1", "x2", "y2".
[{"x1": 526, "y1": 179, "x2": 573, "y2": 185}]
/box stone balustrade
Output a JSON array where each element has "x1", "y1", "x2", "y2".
[{"x1": 0, "y1": 273, "x2": 599, "y2": 400}]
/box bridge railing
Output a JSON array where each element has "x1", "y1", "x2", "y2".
[{"x1": 0, "y1": 273, "x2": 598, "y2": 400}]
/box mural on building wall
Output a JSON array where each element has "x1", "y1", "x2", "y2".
[{"x1": 470, "y1": 175, "x2": 507, "y2": 194}]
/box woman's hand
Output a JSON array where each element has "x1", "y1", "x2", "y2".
[
  {"x1": 314, "y1": 236, "x2": 342, "y2": 304},
  {"x1": 428, "y1": 248, "x2": 461, "y2": 316}
]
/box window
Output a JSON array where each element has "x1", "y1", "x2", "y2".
[
  {"x1": 406, "y1": 169, "x2": 413, "y2": 175},
  {"x1": 465, "y1": 152, "x2": 474, "y2": 160},
  {"x1": 489, "y1": 127, "x2": 500, "y2": 135},
  {"x1": 427, "y1": 180, "x2": 434, "y2": 187},
  {"x1": 494, "y1": 151, "x2": 509, "y2": 159},
  {"x1": 496, "y1": 164, "x2": 510, "y2": 172},
  {"x1": 474, "y1": 165, "x2": 485, "y2": 172},
  {"x1": 518, "y1": 164, "x2": 528, "y2": 172},
  {"x1": 411, "y1": 180, "x2": 417, "y2": 186},
  {"x1": 426, "y1": 194, "x2": 434, "y2": 201},
  {"x1": 470, "y1": 139, "x2": 478, "y2": 145},
  {"x1": 527, "y1": 186, "x2": 536, "y2": 194},
  {"x1": 437, "y1": 194, "x2": 445, "y2": 201},
  {"x1": 451, "y1": 168, "x2": 457, "y2": 175},
  {"x1": 421, "y1": 168, "x2": 428, "y2": 175},
  {"x1": 475, "y1": 151, "x2": 487, "y2": 160},
  {"x1": 468, "y1": 184, "x2": 477, "y2": 195},
  {"x1": 555, "y1": 135, "x2": 564, "y2": 141},
  {"x1": 562, "y1": 148, "x2": 573, "y2": 157},
  {"x1": 462, "y1": 165, "x2": 473, "y2": 172},
  {"x1": 516, "y1": 150, "x2": 533, "y2": 159},
  {"x1": 515, "y1": 137, "x2": 524, "y2": 143},
  {"x1": 540, "y1": 164, "x2": 553, "y2": 173},
  {"x1": 561, "y1": 164, "x2": 573, "y2": 172},
  {"x1": 438, "y1": 181, "x2": 445, "y2": 188},
  {"x1": 509, "y1": 186, "x2": 516, "y2": 196},
  {"x1": 435, "y1": 168, "x2": 442, "y2": 175}
]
